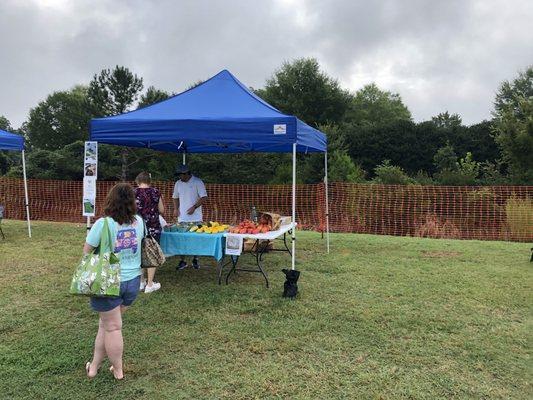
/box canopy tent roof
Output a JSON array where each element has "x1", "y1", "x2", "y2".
[
  {"x1": 0, "y1": 129, "x2": 24, "y2": 152},
  {"x1": 90, "y1": 70, "x2": 326, "y2": 153}
]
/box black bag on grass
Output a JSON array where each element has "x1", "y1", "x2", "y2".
[{"x1": 282, "y1": 268, "x2": 300, "y2": 299}]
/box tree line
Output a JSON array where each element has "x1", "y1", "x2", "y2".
[{"x1": 0, "y1": 59, "x2": 531, "y2": 185}]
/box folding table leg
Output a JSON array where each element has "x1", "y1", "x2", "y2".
[
  {"x1": 255, "y1": 241, "x2": 270, "y2": 288},
  {"x1": 225, "y1": 256, "x2": 239, "y2": 284},
  {"x1": 283, "y1": 232, "x2": 292, "y2": 256},
  {"x1": 217, "y1": 259, "x2": 223, "y2": 285}
]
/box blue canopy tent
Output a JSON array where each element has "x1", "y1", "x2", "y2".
[
  {"x1": 90, "y1": 69, "x2": 331, "y2": 268},
  {"x1": 0, "y1": 129, "x2": 31, "y2": 237}
]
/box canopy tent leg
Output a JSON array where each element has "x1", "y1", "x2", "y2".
[
  {"x1": 324, "y1": 151, "x2": 330, "y2": 253},
  {"x1": 182, "y1": 152, "x2": 186, "y2": 165},
  {"x1": 21, "y1": 150, "x2": 31, "y2": 238},
  {"x1": 291, "y1": 143, "x2": 296, "y2": 270}
]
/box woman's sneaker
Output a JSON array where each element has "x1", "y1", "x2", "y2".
[
  {"x1": 192, "y1": 258, "x2": 200, "y2": 269},
  {"x1": 140, "y1": 279, "x2": 147, "y2": 291},
  {"x1": 144, "y1": 282, "x2": 161, "y2": 293},
  {"x1": 177, "y1": 261, "x2": 187, "y2": 270}
]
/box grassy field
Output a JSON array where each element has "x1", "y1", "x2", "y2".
[{"x1": 0, "y1": 219, "x2": 531, "y2": 399}]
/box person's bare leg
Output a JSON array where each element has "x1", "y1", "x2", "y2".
[
  {"x1": 100, "y1": 306, "x2": 124, "y2": 379},
  {"x1": 146, "y1": 267, "x2": 156, "y2": 286},
  {"x1": 88, "y1": 317, "x2": 106, "y2": 377}
]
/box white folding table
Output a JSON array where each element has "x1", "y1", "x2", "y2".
[{"x1": 224, "y1": 223, "x2": 296, "y2": 287}]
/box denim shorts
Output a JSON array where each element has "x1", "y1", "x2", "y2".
[{"x1": 90, "y1": 275, "x2": 141, "y2": 312}]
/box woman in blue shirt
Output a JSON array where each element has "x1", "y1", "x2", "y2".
[{"x1": 84, "y1": 183, "x2": 144, "y2": 380}]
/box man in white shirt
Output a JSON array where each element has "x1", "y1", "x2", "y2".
[{"x1": 173, "y1": 164, "x2": 208, "y2": 269}]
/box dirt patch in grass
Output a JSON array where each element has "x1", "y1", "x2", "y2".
[{"x1": 421, "y1": 250, "x2": 462, "y2": 258}]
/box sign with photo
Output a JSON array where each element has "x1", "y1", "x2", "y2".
[
  {"x1": 84, "y1": 141, "x2": 98, "y2": 178},
  {"x1": 82, "y1": 176, "x2": 96, "y2": 217},
  {"x1": 225, "y1": 235, "x2": 243, "y2": 256},
  {"x1": 83, "y1": 141, "x2": 98, "y2": 217}
]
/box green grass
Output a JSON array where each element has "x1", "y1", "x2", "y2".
[{"x1": 0, "y1": 219, "x2": 531, "y2": 399}]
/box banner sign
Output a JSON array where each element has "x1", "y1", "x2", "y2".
[
  {"x1": 82, "y1": 141, "x2": 98, "y2": 217},
  {"x1": 82, "y1": 177, "x2": 96, "y2": 216}
]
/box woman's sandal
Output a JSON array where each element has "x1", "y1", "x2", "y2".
[{"x1": 109, "y1": 365, "x2": 124, "y2": 380}]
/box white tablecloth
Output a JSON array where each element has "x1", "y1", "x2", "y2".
[{"x1": 225, "y1": 222, "x2": 296, "y2": 240}]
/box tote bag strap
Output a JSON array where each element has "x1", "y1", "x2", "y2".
[{"x1": 100, "y1": 217, "x2": 115, "y2": 253}]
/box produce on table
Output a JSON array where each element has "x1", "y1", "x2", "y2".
[
  {"x1": 189, "y1": 221, "x2": 229, "y2": 234},
  {"x1": 164, "y1": 222, "x2": 196, "y2": 232},
  {"x1": 228, "y1": 219, "x2": 272, "y2": 234},
  {"x1": 259, "y1": 212, "x2": 281, "y2": 230}
]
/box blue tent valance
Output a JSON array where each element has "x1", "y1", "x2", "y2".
[
  {"x1": 90, "y1": 70, "x2": 326, "y2": 153},
  {"x1": 0, "y1": 129, "x2": 24, "y2": 152}
]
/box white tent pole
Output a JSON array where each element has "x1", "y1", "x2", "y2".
[
  {"x1": 21, "y1": 150, "x2": 31, "y2": 238},
  {"x1": 324, "y1": 151, "x2": 330, "y2": 253},
  {"x1": 291, "y1": 143, "x2": 296, "y2": 270},
  {"x1": 182, "y1": 152, "x2": 186, "y2": 165}
]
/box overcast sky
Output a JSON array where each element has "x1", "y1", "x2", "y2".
[{"x1": 1, "y1": 0, "x2": 532, "y2": 129}]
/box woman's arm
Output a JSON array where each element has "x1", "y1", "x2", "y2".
[
  {"x1": 158, "y1": 197, "x2": 165, "y2": 215},
  {"x1": 83, "y1": 243, "x2": 95, "y2": 255}
]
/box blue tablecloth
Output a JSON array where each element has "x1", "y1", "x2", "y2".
[{"x1": 160, "y1": 231, "x2": 226, "y2": 261}]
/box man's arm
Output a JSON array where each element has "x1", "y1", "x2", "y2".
[
  {"x1": 186, "y1": 196, "x2": 207, "y2": 215},
  {"x1": 172, "y1": 182, "x2": 180, "y2": 218},
  {"x1": 173, "y1": 198, "x2": 180, "y2": 218}
]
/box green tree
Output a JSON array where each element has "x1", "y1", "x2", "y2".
[
  {"x1": 24, "y1": 86, "x2": 92, "y2": 150},
  {"x1": 320, "y1": 124, "x2": 365, "y2": 183},
  {"x1": 412, "y1": 170, "x2": 435, "y2": 185},
  {"x1": 433, "y1": 143, "x2": 458, "y2": 172},
  {"x1": 345, "y1": 120, "x2": 443, "y2": 176},
  {"x1": 257, "y1": 58, "x2": 352, "y2": 127},
  {"x1": 464, "y1": 121, "x2": 500, "y2": 164},
  {"x1": 187, "y1": 80, "x2": 205, "y2": 90},
  {"x1": 428, "y1": 115, "x2": 499, "y2": 169},
  {"x1": 0, "y1": 115, "x2": 12, "y2": 131},
  {"x1": 433, "y1": 144, "x2": 480, "y2": 185},
  {"x1": 88, "y1": 66, "x2": 144, "y2": 180},
  {"x1": 431, "y1": 111, "x2": 462, "y2": 129},
  {"x1": 372, "y1": 160, "x2": 413, "y2": 185},
  {"x1": 477, "y1": 161, "x2": 508, "y2": 185},
  {"x1": 346, "y1": 83, "x2": 412, "y2": 126},
  {"x1": 88, "y1": 66, "x2": 144, "y2": 116},
  {"x1": 0, "y1": 153, "x2": 9, "y2": 175},
  {"x1": 492, "y1": 66, "x2": 533, "y2": 183},
  {"x1": 458, "y1": 152, "x2": 480, "y2": 181},
  {"x1": 328, "y1": 150, "x2": 365, "y2": 182},
  {"x1": 138, "y1": 86, "x2": 170, "y2": 109},
  {"x1": 18, "y1": 148, "x2": 64, "y2": 179},
  {"x1": 494, "y1": 66, "x2": 533, "y2": 117}
]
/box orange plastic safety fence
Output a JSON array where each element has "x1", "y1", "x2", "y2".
[{"x1": 1, "y1": 177, "x2": 532, "y2": 242}]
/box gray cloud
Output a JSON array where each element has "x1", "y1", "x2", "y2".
[{"x1": 0, "y1": 0, "x2": 531, "y2": 129}]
